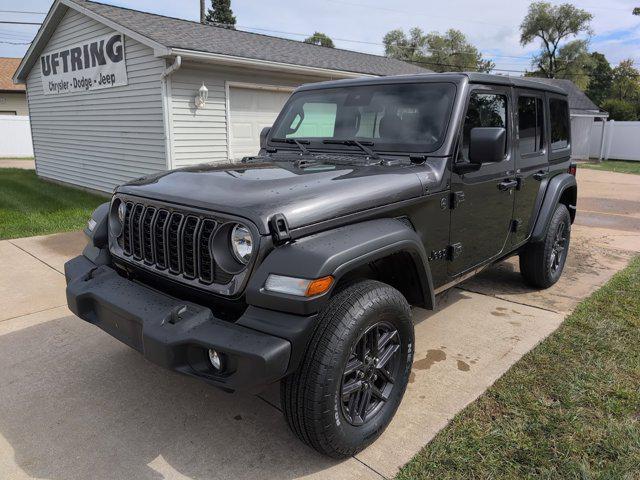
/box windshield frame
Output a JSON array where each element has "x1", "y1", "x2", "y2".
[{"x1": 266, "y1": 81, "x2": 458, "y2": 156}]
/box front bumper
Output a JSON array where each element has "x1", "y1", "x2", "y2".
[{"x1": 65, "y1": 255, "x2": 306, "y2": 392}]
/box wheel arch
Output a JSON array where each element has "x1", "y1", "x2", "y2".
[
  {"x1": 245, "y1": 218, "x2": 435, "y2": 315},
  {"x1": 531, "y1": 173, "x2": 577, "y2": 242}
]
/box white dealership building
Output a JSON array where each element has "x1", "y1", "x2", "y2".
[{"x1": 14, "y1": 0, "x2": 425, "y2": 193}]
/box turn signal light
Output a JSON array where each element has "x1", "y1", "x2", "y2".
[
  {"x1": 305, "y1": 276, "x2": 334, "y2": 297},
  {"x1": 264, "y1": 274, "x2": 335, "y2": 297},
  {"x1": 568, "y1": 163, "x2": 577, "y2": 176}
]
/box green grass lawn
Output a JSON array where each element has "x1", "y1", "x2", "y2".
[
  {"x1": 0, "y1": 157, "x2": 34, "y2": 161},
  {"x1": 398, "y1": 257, "x2": 640, "y2": 479},
  {"x1": 0, "y1": 169, "x2": 105, "y2": 240},
  {"x1": 579, "y1": 159, "x2": 640, "y2": 175}
]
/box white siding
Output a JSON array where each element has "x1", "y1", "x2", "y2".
[
  {"x1": 0, "y1": 92, "x2": 29, "y2": 116},
  {"x1": 26, "y1": 8, "x2": 166, "y2": 193},
  {"x1": 170, "y1": 63, "x2": 326, "y2": 167}
]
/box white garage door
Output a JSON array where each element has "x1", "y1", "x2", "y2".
[{"x1": 229, "y1": 86, "x2": 292, "y2": 159}]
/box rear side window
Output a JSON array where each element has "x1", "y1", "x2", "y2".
[
  {"x1": 518, "y1": 96, "x2": 544, "y2": 154},
  {"x1": 549, "y1": 98, "x2": 570, "y2": 150},
  {"x1": 459, "y1": 92, "x2": 508, "y2": 162}
]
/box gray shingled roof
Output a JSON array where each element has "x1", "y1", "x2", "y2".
[
  {"x1": 526, "y1": 77, "x2": 602, "y2": 112},
  {"x1": 68, "y1": 0, "x2": 427, "y2": 77}
]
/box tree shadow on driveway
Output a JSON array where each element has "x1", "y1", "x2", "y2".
[{"x1": 0, "y1": 313, "x2": 355, "y2": 480}]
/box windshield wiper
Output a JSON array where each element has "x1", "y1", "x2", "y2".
[
  {"x1": 270, "y1": 137, "x2": 311, "y2": 155},
  {"x1": 322, "y1": 139, "x2": 380, "y2": 159}
]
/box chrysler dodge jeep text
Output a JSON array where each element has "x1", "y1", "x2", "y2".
[{"x1": 65, "y1": 73, "x2": 576, "y2": 457}]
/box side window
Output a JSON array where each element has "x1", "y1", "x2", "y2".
[
  {"x1": 459, "y1": 92, "x2": 508, "y2": 162},
  {"x1": 518, "y1": 96, "x2": 544, "y2": 154},
  {"x1": 286, "y1": 102, "x2": 337, "y2": 138},
  {"x1": 549, "y1": 98, "x2": 570, "y2": 150}
]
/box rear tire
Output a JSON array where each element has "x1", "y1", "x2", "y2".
[
  {"x1": 280, "y1": 280, "x2": 414, "y2": 458},
  {"x1": 520, "y1": 203, "x2": 571, "y2": 288}
]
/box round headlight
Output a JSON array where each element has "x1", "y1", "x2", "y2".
[
  {"x1": 117, "y1": 202, "x2": 127, "y2": 224},
  {"x1": 230, "y1": 224, "x2": 253, "y2": 264}
]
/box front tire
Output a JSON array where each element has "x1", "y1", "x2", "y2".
[
  {"x1": 520, "y1": 203, "x2": 571, "y2": 288},
  {"x1": 281, "y1": 280, "x2": 414, "y2": 458}
]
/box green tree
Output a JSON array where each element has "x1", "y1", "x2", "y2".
[
  {"x1": 205, "y1": 0, "x2": 236, "y2": 28},
  {"x1": 601, "y1": 99, "x2": 638, "y2": 120},
  {"x1": 383, "y1": 27, "x2": 493, "y2": 72},
  {"x1": 304, "y1": 32, "x2": 335, "y2": 48},
  {"x1": 424, "y1": 29, "x2": 494, "y2": 72},
  {"x1": 585, "y1": 52, "x2": 613, "y2": 106},
  {"x1": 383, "y1": 27, "x2": 427, "y2": 63},
  {"x1": 633, "y1": 7, "x2": 639, "y2": 15},
  {"x1": 520, "y1": 2, "x2": 593, "y2": 78},
  {"x1": 610, "y1": 59, "x2": 640, "y2": 102}
]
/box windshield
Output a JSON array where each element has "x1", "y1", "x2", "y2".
[{"x1": 269, "y1": 82, "x2": 456, "y2": 154}]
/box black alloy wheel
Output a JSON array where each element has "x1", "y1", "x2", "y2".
[
  {"x1": 520, "y1": 203, "x2": 571, "y2": 289},
  {"x1": 280, "y1": 280, "x2": 414, "y2": 458},
  {"x1": 341, "y1": 322, "x2": 401, "y2": 426},
  {"x1": 550, "y1": 221, "x2": 568, "y2": 274}
]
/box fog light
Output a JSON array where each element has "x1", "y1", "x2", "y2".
[{"x1": 208, "y1": 349, "x2": 222, "y2": 371}]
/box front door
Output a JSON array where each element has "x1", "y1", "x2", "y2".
[
  {"x1": 449, "y1": 86, "x2": 515, "y2": 276},
  {"x1": 512, "y1": 90, "x2": 549, "y2": 245}
]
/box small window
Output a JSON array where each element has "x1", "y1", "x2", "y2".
[
  {"x1": 549, "y1": 98, "x2": 570, "y2": 150},
  {"x1": 0, "y1": 111, "x2": 17, "y2": 115},
  {"x1": 459, "y1": 92, "x2": 508, "y2": 162},
  {"x1": 285, "y1": 102, "x2": 337, "y2": 138},
  {"x1": 518, "y1": 96, "x2": 544, "y2": 154}
]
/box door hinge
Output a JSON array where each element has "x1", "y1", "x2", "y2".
[
  {"x1": 510, "y1": 219, "x2": 522, "y2": 232},
  {"x1": 448, "y1": 243, "x2": 463, "y2": 260},
  {"x1": 450, "y1": 191, "x2": 465, "y2": 209},
  {"x1": 269, "y1": 213, "x2": 291, "y2": 245}
]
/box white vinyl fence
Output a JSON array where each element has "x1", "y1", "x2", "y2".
[
  {"x1": 589, "y1": 120, "x2": 640, "y2": 161},
  {"x1": 0, "y1": 115, "x2": 33, "y2": 157}
]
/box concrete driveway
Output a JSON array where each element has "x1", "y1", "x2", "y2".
[
  {"x1": 0, "y1": 158, "x2": 35, "y2": 169},
  {"x1": 0, "y1": 168, "x2": 638, "y2": 480}
]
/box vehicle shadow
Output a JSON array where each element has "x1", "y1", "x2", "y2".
[{"x1": 0, "y1": 313, "x2": 346, "y2": 480}]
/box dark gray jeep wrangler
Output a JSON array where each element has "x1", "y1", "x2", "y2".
[{"x1": 66, "y1": 73, "x2": 576, "y2": 458}]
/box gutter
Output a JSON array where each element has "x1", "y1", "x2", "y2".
[
  {"x1": 166, "y1": 48, "x2": 375, "y2": 79},
  {"x1": 160, "y1": 56, "x2": 182, "y2": 171}
]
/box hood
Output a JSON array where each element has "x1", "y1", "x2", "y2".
[{"x1": 116, "y1": 158, "x2": 446, "y2": 234}]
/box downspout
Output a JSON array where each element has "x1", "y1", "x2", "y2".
[
  {"x1": 160, "y1": 55, "x2": 182, "y2": 170},
  {"x1": 161, "y1": 55, "x2": 182, "y2": 80}
]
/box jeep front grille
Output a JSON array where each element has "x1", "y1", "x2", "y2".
[{"x1": 117, "y1": 201, "x2": 233, "y2": 285}]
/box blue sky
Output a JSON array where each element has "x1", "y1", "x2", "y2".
[{"x1": 1, "y1": 0, "x2": 639, "y2": 75}]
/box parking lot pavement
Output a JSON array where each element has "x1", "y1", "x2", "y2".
[{"x1": 0, "y1": 168, "x2": 638, "y2": 479}]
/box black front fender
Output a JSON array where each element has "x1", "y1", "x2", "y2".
[{"x1": 246, "y1": 218, "x2": 434, "y2": 315}]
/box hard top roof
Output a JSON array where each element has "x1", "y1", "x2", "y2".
[{"x1": 295, "y1": 72, "x2": 569, "y2": 96}]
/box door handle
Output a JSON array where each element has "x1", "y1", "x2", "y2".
[
  {"x1": 498, "y1": 179, "x2": 518, "y2": 191},
  {"x1": 533, "y1": 170, "x2": 548, "y2": 181}
]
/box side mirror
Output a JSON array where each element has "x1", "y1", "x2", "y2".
[
  {"x1": 260, "y1": 126, "x2": 271, "y2": 149},
  {"x1": 469, "y1": 127, "x2": 506, "y2": 165}
]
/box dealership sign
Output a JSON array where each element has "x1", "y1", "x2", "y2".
[{"x1": 40, "y1": 33, "x2": 127, "y2": 95}]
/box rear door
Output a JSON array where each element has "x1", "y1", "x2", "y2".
[
  {"x1": 512, "y1": 90, "x2": 549, "y2": 245},
  {"x1": 449, "y1": 85, "x2": 516, "y2": 276}
]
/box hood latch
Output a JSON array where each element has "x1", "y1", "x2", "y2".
[{"x1": 269, "y1": 213, "x2": 291, "y2": 245}]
